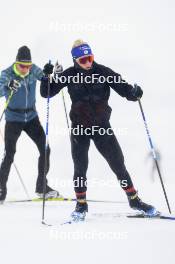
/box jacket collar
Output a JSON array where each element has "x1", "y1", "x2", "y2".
[{"x1": 13, "y1": 63, "x2": 30, "y2": 78}]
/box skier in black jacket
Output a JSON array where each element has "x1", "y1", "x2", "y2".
[{"x1": 40, "y1": 39, "x2": 157, "y2": 221}]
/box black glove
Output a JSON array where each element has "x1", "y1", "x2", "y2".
[
  {"x1": 131, "y1": 84, "x2": 143, "y2": 99},
  {"x1": 8, "y1": 79, "x2": 21, "y2": 92},
  {"x1": 43, "y1": 63, "x2": 54, "y2": 75}
]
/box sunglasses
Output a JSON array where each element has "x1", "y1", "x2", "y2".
[
  {"x1": 78, "y1": 55, "x2": 94, "y2": 65},
  {"x1": 18, "y1": 64, "x2": 32, "y2": 69}
]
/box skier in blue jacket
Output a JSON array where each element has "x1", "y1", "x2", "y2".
[{"x1": 0, "y1": 46, "x2": 61, "y2": 202}]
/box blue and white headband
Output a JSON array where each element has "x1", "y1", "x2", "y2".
[{"x1": 71, "y1": 44, "x2": 93, "y2": 59}]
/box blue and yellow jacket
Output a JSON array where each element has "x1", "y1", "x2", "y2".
[{"x1": 0, "y1": 64, "x2": 44, "y2": 122}]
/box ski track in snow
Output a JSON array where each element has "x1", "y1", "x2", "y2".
[{"x1": 0, "y1": 201, "x2": 174, "y2": 264}]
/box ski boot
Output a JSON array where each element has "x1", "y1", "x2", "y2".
[
  {"x1": 71, "y1": 201, "x2": 88, "y2": 222},
  {"x1": 35, "y1": 185, "x2": 62, "y2": 199},
  {"x1": 128, "y1": 193, "x2": 158, "y2": 217}
]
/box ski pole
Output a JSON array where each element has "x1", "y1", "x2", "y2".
[
  {"x1": 61, "y1": 90, "x2": 71, "y2": 138},
  {"x1": 0, "y1": 90, "x2": 14, "y2": 123},
  {"x1": 136, "y1": 87, "x2": 171, "y2": 213},
  {"x1": 0, "y1": 129, "x2": 30, "y2": 199},
  {"x1": 12, "y1": 162, "x2": 30, "y2": 199},
  {"x1": 42, "y1": 61, "x2": 51, "y2": 224}
]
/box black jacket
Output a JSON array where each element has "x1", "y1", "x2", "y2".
[{"x1": 40, "y1": 62, "x2": 137, "y2": 127}]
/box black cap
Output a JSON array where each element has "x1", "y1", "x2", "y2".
[{"x1": 16, "y1": 46, "x2": 32, "y2": 64}]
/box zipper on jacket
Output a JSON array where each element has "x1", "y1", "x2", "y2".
[
  {"x1": 24, "y1": 78, "x2": 28, "y2": 122},
  {"x1": 85, "y1": 83, "x2": 96, "y2": 124}
]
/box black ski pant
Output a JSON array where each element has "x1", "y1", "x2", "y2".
[
  {"x1": 0, "y1": 116, "x2": 50, "y2": 190},
  {"x1": 71, "y1": 123, "x2": 134, "y2": 194}
]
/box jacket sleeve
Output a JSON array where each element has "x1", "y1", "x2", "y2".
[
  {"x1": 103, "y1": 66, "x2": 137, "y2": 101},
  {"x1": 40, "y1": 69, "x2": 69, "y2": 98},
  {"x1": 0, "y1": 70, "x2": 10, "y2": 97}
]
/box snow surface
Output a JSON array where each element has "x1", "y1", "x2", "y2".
[
  {"x1": 0, "y1": 0, "x2": 175, "y2": 263},
  {"x1": 1, "y1": 200, "x2": 175, "y2": 264}
]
